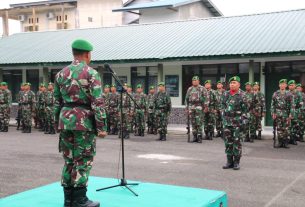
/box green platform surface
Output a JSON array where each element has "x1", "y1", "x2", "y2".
[{"x1": 0, "y1": 176, "x2": 228, "y2": 207}]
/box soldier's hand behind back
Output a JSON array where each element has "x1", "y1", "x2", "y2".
[{"x1": 98, "y1": 131, "x2": 107, "y2": 138}]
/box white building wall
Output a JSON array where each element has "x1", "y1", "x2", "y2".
[
  {"x1": 140, "y1": 8, "x2": 180, "y2": 23},
  {"x1": 163, "y1": 64, "x2": 183, "y2": 106},
  {"x1": 189, "y1": 2, "x2": 214, "y2": 18},
  {"x1": 111, "y1": 66, "x2": 131, "y2": 85}
]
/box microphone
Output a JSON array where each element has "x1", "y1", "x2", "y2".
[{"x1": 104, "y1": 64, "x2": 116, "y2": 75}]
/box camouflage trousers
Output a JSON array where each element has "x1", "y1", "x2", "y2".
[
  {"x1": 37, "y1": 105, "x2": 46, "y2": 127},
  {"x1": 21, "y1": 104, "x2": 32, "y2": 128},
  {"x1": 119, "y1": 112, "x2": 132, "y2": 133},
  {"x1": 0, "y1": 104, "x2": 10, "y2": 127},
  {"x1": 223, "y1": 126, "x2": 242, "y2": 157},
  {"x1": 189, "y1": 108, "x2": 203, "y2": 136},
  {"x1": 147, "y1": 112, "x2": 157, "y2": 131},
  {"x1": 155, "y1": 110, "x2": 168, "y2": 135},
  {"x1": 59, "y1": 130, "x2": 96, "y2": 188},
  {"x1": 45, "y1": 106, "x2": 55, "y2": 128},
  {"x1": 275, "y1": 116, "x2": 289, "y2": 144},
  {"x1": 134, "y1": 110, "x2": 145, "y2": 132},
  {"x1": 215, "y1": 110, "x2": 223, "y2": 132},
  {"x1": 109, "y1": 110, "x2": 119, "y2": 131},
  {"x1": 289, "y1": 119, "x2": 300, "y2": 140},
  {"x1": 204, "y1": 111, "x2": 215, "y2": 134},
  {"x1": 297, "y1": 113, "x2": 305, "y2": 138},
  {"x1": 250, "y1": 114, "x2": 262, "y2": 137}
]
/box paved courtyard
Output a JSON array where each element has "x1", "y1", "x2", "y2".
[{"x1": 0, "y1": 126, "x2": 305, "y2": 207}]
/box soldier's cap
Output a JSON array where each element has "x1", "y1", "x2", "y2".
[
  {"x1": 72, "y1": 39, "x2": 93, "y2": 52},
  {"x1": 127, "y1": 84, "x2": 132, "y2": 88},
  {"x1": 104, "y1": 84, "x2": 110, "y2": 88},
  {"x1": 288, "y1": 80, "x2": 296, "y2": 85},
  {"x1": 158, "y1": 82, "x2": 165, "y2": 87},
  {"x1": 137, "y1": 84, "x2": 143, "y2": 88},
  {"x1": 24, "y1": 82, "x2": 31, "y2": 86},
  {"x1": 39, "y1": 83, "x2": 46, "y2": 87},
  {"x1": 48, "y1": 82, "x2": 54, "y2": 86},
  {"x1": 205, "y1": 80, "x2": 211, "y2": 84},
  {"x1": 111, "y1": 84, "x2": 116, "y2": 88},
  {"x1": 192, "y1": 76, "x2": 200, "y2": 81},
  {"x1": 229, "y1": 76, "x2": 240, "y2": 83},
  {"x1": 245, "y1": 82, "x2": 252, "y2": 86},
  {"x1": 279, "y1": 79, "x2": 287, "y2": 84},
  {"x1": 217, "y1": 81, "x2": 223, "y2": 84},
  {"x1": 253, "y1": 82, "x2": 260, "y2": 86},
  {"x1": 149, "y1": 85, "x2": 155, "y2": 89},
  {"x1": 296, "y1": 83, "x2": 302, "y2": 87},
  {"x1": 0, "y1": 82, "x2": 7, "y2": 86}
]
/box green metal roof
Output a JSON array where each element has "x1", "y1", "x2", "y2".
[
  {"x1": 113, "y1": 0, "x2": 222, "y2": 16},
  {"x1": 0, "y1": 9, "x2": 305, "y2": 65}
]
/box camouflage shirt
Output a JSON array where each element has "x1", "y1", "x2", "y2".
[
  {"x1": 206, "y1": 89, "x2": 217, "y2": 112},
  {"x1": 46, "y1": 90, "x2": 55, "y2": 106},
  {"x1": 108, "y1": 92, "x2": 119, "y2": 113},
  {"x1": 36, "y1": 91, "x2": 46, "y2": 108},
  {"x1": 289, "y1": 89, "x2": 303, "y2": 116},
  {"x1": 0, "y1": 89, "x2": 9, "y2": 104},
  {"x1": 102, "y1": 92, "x2": 110, "y2": 112},
  {"x1": 121, "y1": 93, "x2": 134, "y2": 113},
  {"x1": 185, "y1": 85, "x2": 209, "y2": 110},
  {"x1": 271, "y1": 90, "x2": 293, "y2": 118},
  {"x1": 252, "y1": 91, "x2": 266, "y2": 115},
  {"x1": 54, "y1": 60, "x2": 106, "y2": 132},
  {"x1": 20, "y1": 90, "x2": 36, "y2": 105},
  {"x1": 134, "y1": 92, "x2": 147, "y2": 112},
  {"x1": 147, "y1": 94, "x2": 156, "y2": 113},
  {"x1": 154, "y1": 91, "x2": 171, "y2": 113},
  {"x1": 215, "y1": 89, "x2": 225, "y2": 110}
]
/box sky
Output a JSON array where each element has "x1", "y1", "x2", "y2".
[{"x1": 1, "y1": 0, "x2": 305, "y2": 35}]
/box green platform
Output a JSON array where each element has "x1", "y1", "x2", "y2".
[{"x1": 0, "y1": 177, "x2": 228, "y2": 207}]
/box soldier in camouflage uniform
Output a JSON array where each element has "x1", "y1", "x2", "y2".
[
  {"x1": 222, "y1": 76, "x2": 248, "y2": 170},
  {"x1": 204, "y1": 80, "x2": 216, "y2": 140},
  {"x1": 54, "y1": 39, "x2": 106, "y2": 207},
  {"x1": 127, "y1": 85, "x2": 135, "y2": 133},
  {"x1": 45, "y1": 82, "x2": 56, "y2": 134},
  {"x1": 250, "y1": 82, "x2": 266, "y2": 140},
  {"x1": 0, "y1": 82, "x2": 11, "y2": 132},
  {"x1": 243, "y1": 82, "x2": 253, "y2": 142},
  {"x1": 16, "y1": 83, "x2": 25, "y2": 130},
  {"x1": 20, "y1": 83, "x2": 36, "y2": 133},
  {"x1": 215, "y1": 81, "x2": 225, "y2": 137},
  {"x1": 287, "y1": 80, "x2": 302, "y2": 145},
  {"x1": 147, "y1": 86, "x2": 157, "y2": 134},
  {"x1": 155, "y1": 82, "x2": 172, "y2": 141},
  {"x1": 119, "y1": 83, "x2": 134, "y2": 139},
  {"x1": 296, "y1": 84, "x2": 305, "y2": 142},
  {"x1": 185, "y1": 76, "x2": 209, "y2": 143},
  {"x1": 36, "y1": 83, "x2": 47, "y2": 131},
  {"x1": 102, "y1": 85, "x2": 110, "y2": 133},
  {"x1": 0, "y1": 83, "x2": 9, "y2": 132},
  {"x1": 108, "y1": 84, "x2": 120, "y2": 135},
  {"x1": 271, "y1": 79, "x2": 293, "y2": 148},
  {"x1": 134, "y1": 84, "x2": 147, "y2": 136}
]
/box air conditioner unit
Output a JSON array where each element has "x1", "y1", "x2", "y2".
[
  {"x1": 18, "y1": 15, "x2": 25, "y2": 22},
  {"x1": 46, "y1": 12, "x2": 55, "y2": 19}
]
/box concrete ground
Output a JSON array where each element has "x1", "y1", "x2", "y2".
[{"x1": 0, "y1": 125, "x2": 305, "y2": 207}]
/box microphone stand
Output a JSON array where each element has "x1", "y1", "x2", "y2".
[{"x1": 96, "y1": 64, "x2": 139, "y2": 196}]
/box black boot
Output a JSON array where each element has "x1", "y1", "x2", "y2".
[
  {"x1": 197, "y1": 134, "x2": 202, "y2": 143},
  {"x1": 3, "y1": 126, "x2": 8, "y2": 132},
  {"x1": 244, "y1": 134, "x2": 250, "y2": 142},
  {"x1": 233, "y1": 156, "x2": 240, "y2": 170},
  {"x1": 72, "y1": 187, "x2": 100, "y2": 207},
  {"x1": 124, "y1": 132, "x2": 130, "y2": 139},
  {"x1": 249, "y1": 135, "x2": 255, "y2": 143},
  {"x1": 140, "y1": 129, "x2": 145, "y2": 137},
  {"x1": 156, "y1": 134, "x2": 162, "y2": 141},
  {"x1": 50, "y1": 126, "x2": 56, "y2": 134},
  {"x1": 204, "y1": 130, "x2": 209, "y2": 140},
  {"x1": 22, "y1": 126, "x2": 27, "y2": 133},
  {"x1": 192, "y1": 133, "x2": 198, "y2": 143},
  {"x1": 114, "y1": 128, "x2": 118, "y2": 135},
  {"x1": 28, "y1": 127, "x2": 31, "y2": 133},
  {"x1": 161, "y1": 134, "x2": 166, "y2": 141},
  {"x1": 223, "y1": 155, "x2": 234, "y2": 169},
  {"x1": 299, "y1": 135, "x2": 305, "y2": 142},
  {"x1": 216, "y1": 131, "x2": 221, "y2": 138},
  {"x1": 257, "y1": 131, "x2": 262, "y2": 140},
  {"x1": 63, "y1": 187, "x2": 72, "y2": 207},
  {"x1": 283, "y1": 139, "x2": 290, "y2": 149},
  {"x1": 209, "y1": 131, "x2": 213, "y2": 140}
]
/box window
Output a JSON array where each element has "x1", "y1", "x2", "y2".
[
  {"x1": 88, "y1": 17, "x2": 93, "y2": 22},
  {"x1": 36, "y1": 18, "x2": 39, "y2": 23},
  {"x1": 26, "y1": 70, "x2": 39, "y2": 94},
  {"x1": 56, "y1": 15, "x2": 62, "y2": 22},
  {"x1": 3, "y1": 70, "x2": 22, "y2": 102},
  {"x1": 65, "y1": 15, "x2": 68, "y2": 21}
]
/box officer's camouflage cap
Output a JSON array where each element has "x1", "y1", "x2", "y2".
[
  {"x1": 192, "y1": 76, "x2": 200, "y2": 81},
  {"x1": 288, "y1": 80, "x2": 296, "y2": 85},
  {"x1": 229, "y1": 76, "x2": 240, "y2": 83},
  {"x1": 205, "y1": 80, "x2": 211, "y2": 84},
  {"x1": 149, "y1": 85, "x2": 155, "y2": 89},
  {"x1": 253, "y1": 82, "x2": 260, "y2": 86},
  {"x1": 245, "y1": 82, "x2": 252, "y2": 86},
  {"x1": 72, "y1": 39, "x2": 93, "y2": 52},
  {"x1": 104, "y1": 84, "x2": 110, "y2": 88},
  {"x1": 158, "y1": 82, "x2": 165, "y2": 86},
  {"x1": 279, "y1": 79, "x2": 287, "y2": 84},
  {"x1": 296, "y1": 83, "x2": 302, "y2": 87}
]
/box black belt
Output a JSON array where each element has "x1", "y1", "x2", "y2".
[{"x1": 64, "y1": 103, "x2": 91, "y2": 110}]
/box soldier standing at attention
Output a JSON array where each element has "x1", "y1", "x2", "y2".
[
  {"x1": 185, "y1": 76, "x2": 209, "y2": 143},
  {"x1": 127, "y1": 84, "x2": 135, "y2": 133},
  {"x1": 215, "y1": 81, "x2": 225, "y2": 138},
  {"x1": 108, "y1": 84, "x2": 119, "y2": 135},
  {"x1": 271, "y1": 79, "x2": 293, "y2": 148},
  {"x1": 0, "y1": 83, "x2": 9, "y2": 132},
  {"x1": 54, "y1": 39, "x2": 107, "y2": 207},
  {"x1": 16, "y1": 83, "x2": 25, "y2": 131},
  {"x1": 147, "y1": 86, "x2": 157, "y2": 134},
  {"x1": 243, "y1": 82, "x2": 253, "y2": 142},
  {"x1": 287, "y1": 80, "x2": 302, "y2": 145},
  {"x1": 45, "y1": 82, "x2": 56, "y2": 134},
  {"x1": 222, "y1": 76, "x2": 248, "y2": 170},
  {"x1": 119, "y1": 83, "x2": 134, "y2": 139},
  {"x1": 0, "y1": 82, "x2": 11, "y2": 132},
  {"x1": 20, "y1": 83, "x2": 36, "y2": 133},
  {"x1": 204, "y1": 80, "x2": 216, "y2": 140},
  {"x1": 250, "y1": 82, "x2": 266, "y2": 140},
  {"x1": 155, "y1": 82, "x2": 172, "y2": 141},
  {"x1": 102, "y1": 85, "x2": 110, "y2": 133},
  {"x1": 37, "y1": 83, "x2": 47, "y2": 132},
  {"x1": 296, "y1": 84, "x2": 305, "y2": 142},
  {"x1": 134, "y1": 84, "x2": 147, "y2": 136}
]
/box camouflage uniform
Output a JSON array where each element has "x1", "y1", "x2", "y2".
[
  {"x1": 155, "y1": 86, "x2": 171, "y2": 141},
  {"x1": 108, "y1": 91, "x2": 120, "y2": 135},
  {"x1": 288, "y1": 89, "x2": 302, "y2": 145},
  {"x1": 271, "y1": 90, "x2": 293, "y2": 148},
  {"x1": 36, "y1": 89, "x2": 47, "y2": 131},
  {"x1": 185, "y1": 84, "x2": 209, "y2": 143},
  {"x1": 20, "y1": 87, "x2": 36, "y2": 133},
  {"x1": 221, "y1": 85, "x2": 248, "y2": 170},
  {"x1": 0, "y1": 88, "x2": 9, "y2": 132},
  {"x1": 243, "y1": 90, "x2": 253, "y2": 142},
  {"x1": 16, "y1": 89, "x2": 25, "y2": 130},
  {"x1": 119, "y1": 92, "x2": 134, "y2": 138},
  {"x1": 45, "y1": 87, "x2": 56, "y2": 134},
  {"x1": 102, "y1": 90, "x2": 110, "y2": 133},
  {"x1": 147, "y1": 92, "x2": 157, "y2": 134},
  {"x1": 204, "y1": 89, "x2": 216, "y2": 140},
  {"x1": 250, "y1": 91, "x2": 266, "y2": 140},
  {"x1": 54, "y1": 59, "x2": 106, "y2": 188},
  {"x1": 215, "y1": 88, "x2": 225, "y2": 137},
  {"x1": 297, "y1": 88, "x2": 305, "y2": 142},
  {"x1": 134, "y1": 90, "x2": 147, "y2": 136}
]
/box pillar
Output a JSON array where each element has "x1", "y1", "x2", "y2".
[
  {"x1": 32, "y1": 7, "x2": 36, "y2": 31},
  {"x1": 249, "y1": 60, "x2": 254, "y2": 83},
  {"x1": 260, "y1": 61, "x2": 266, "y2": 127},
  {"x1": 0, "y1": 68, "x2": 3, "y2": 82},
  {"x1": 22, "y1": 69, "x2": 27, "y2": 83},
  {"x1": 38, "y1": 68, "x2": 43, "y2": 83},
  {"x1": 158, "y1": 63, "x2": 164, "y2": 82},
  {"x1": 97, "y1": 66, "x2": 104, "y2": 83},
  {"x1": 43, "y1": 67, "x2": 49, "y2": 83},
  {"x1": 2, "y1": 10, "x2": 9, "y2": 37}
]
